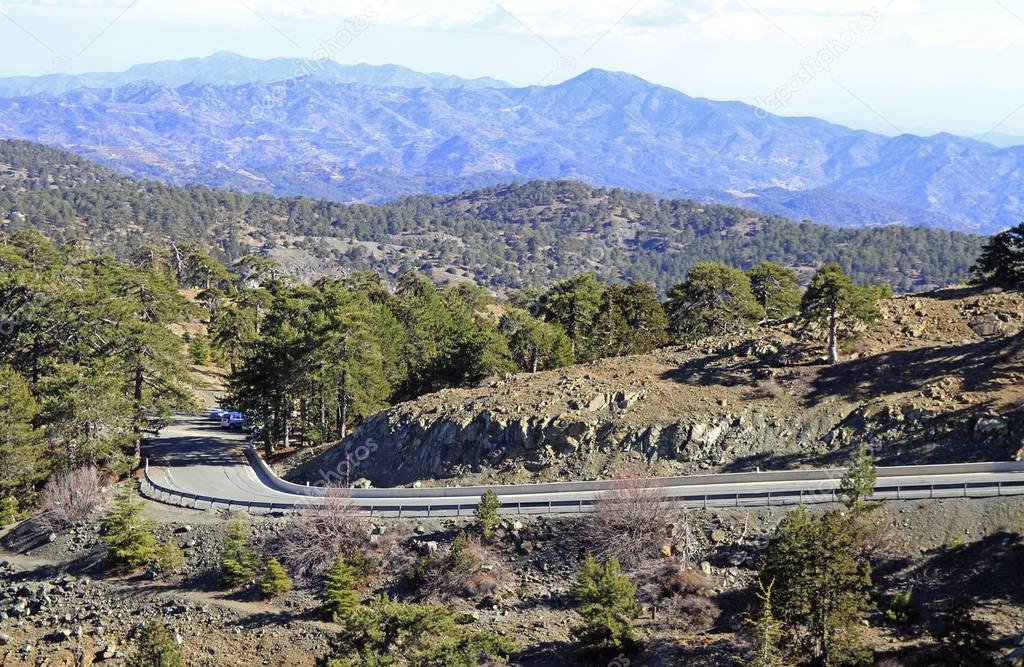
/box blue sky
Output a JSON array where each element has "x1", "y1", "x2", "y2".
[{"x1": 1, "y1": 0, "x2": 1023, "y2": 140}]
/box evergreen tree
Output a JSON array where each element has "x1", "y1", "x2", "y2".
[
  {"x1": 571, "y1": 555, "x2": 641, "y2": 652},
  {"x1": 540, "y1": 274, "x2": 606, "y2": 362},
  {"x1": 0, "y1": 365, "x2": 46, "y2": 523},
  {"x1": 260, "y1": 557, "x2": 293, "y2": 599},
  {"x1": 131, "y1": 619, "x2": 183, "y2": 667},
  {"x1": 600, "y1": 282, "x2": 669, "y2": 356},
  {"x1": 475, "y1": 490, "x2": 502, "y2": 542},
  {"x1": 323, "y1": 554, "x2": 361, "y2": 623},
  {"x1": 800, "y1": 263, "x2": 886, "y2": 364},
  {"x1": 220, "y1": 519, "x2": 260, "y2": 587},
  {"x1": 760, "y1": 507, "x2": 873, "y2": 666},
  {"x1": 666, "y1": 262, "x2": 763, "y2": 343},
  {"x1": 749, "y1": 262, "x2": 802, "y2": 322},
  {"x1": 743, "y1": 580, "x2": 787, "y2": 667},
  {"x1": 838, "y1": 446, "x2": 879, "y2": 513},
  {"x1": 499, "y1": 309, "x2": 574, "y2": 373},
  {"x1": 101, "y1": 486, "x2": 159, "y2": 568},
  {"x1": 323, "y1": 595, "x2": 518, "y2": 666},
  {"x1": 971, "y1": 222, "x2": 1024, "y2": 286}
]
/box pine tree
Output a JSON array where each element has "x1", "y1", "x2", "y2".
[
  {"x1": 101, "y1": 486, "x2": 159, "y2": 569},
  {"x1": 323, "y1": 554, "x2": 361, "y2": 623},
  {"x1": 571, "y1": 555, "x2": 641, "y2": 652},
  {"x1": 323, "y1": 595, "x2": 518, "y2": 666},
  {"x1": 220, "y1": 520, "x2": 259, "y2": 588},
  {"x1": 748, "y1": 262, "x2": 801, "y2": 323},
  {"x1": 260, "y1": 557, "x2": 293, "y2": 599},
  {"x1": 800, "y1": 263, "x2": 886, "y2": 364},
  {"x1": 971, "y1": 222, "x2": 1024, "y2": 286},
  {"x1": 743, "y1": 579, "x2": 786, "y2": 667},
  {"x1": 540, "y1": 274, "x2": 606, "y2": 362},
  {"x1": 131, "y1": 619, "x2": 183, "y2": 667},
  {"x1": 0, "y1": 365, "x2": 45, "y2": 523},
  {"x1": 760, "y1": 507, "x2": 873, "y2": 666},
  {"x1": 475, "y1": 490, "x2": 502, "y2": 542},
  {"x1": 666, "y1": 262, "x2": 763, "y2": 343},
  {"x1": 499, "y1": 309, "x2": 574, "y2": 373},
  {"x1": 838, "y1": 446, "x2": 879, "y2": 513}
]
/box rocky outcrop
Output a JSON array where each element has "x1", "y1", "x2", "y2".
[{"x1": 291, "y1": 287, "x2": 1024, "y2": 487}]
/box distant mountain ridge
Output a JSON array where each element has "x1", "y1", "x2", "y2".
[
  {"x1": 0, "y1": 51, "x2": 509, "y2": 96},
  {"x1": 0, "y1": 54, "x2": 1020, "y2": 234}
]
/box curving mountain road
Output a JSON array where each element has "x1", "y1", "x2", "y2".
[{"x1": 141, "y1": 416, "x2": 1024, "y2": 517}]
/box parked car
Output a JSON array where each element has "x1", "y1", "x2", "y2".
[
  {"x1": 208, "y1": 408, "x2": 227, "y2": 421},
  {"x1": 227, "y1": 412, "x2": 246, "y2": 429}
]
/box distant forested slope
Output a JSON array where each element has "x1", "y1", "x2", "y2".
[{"x1": 0, "y1": 140, "x2": 985, "y2": 292}]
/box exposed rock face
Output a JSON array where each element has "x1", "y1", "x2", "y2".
[{"x1": 291, "y1": 288, "x2": 1024, "y2": 487}]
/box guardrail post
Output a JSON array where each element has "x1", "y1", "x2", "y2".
[
  {"x1": 896, "y1": 486, "x2": 900, "y2": 500},
  {"x1": 578, "y1": 499, "x2": 583, "y2": 513},
  {"x1": 735, "y1": 493, "x2": 739, "y2": 507},
  {"x1": 766, "y1": 491, "x2": 771, "y2": 507},
  {"x1": 963, "y1": 483, "x2": 967, "y2": 498},
  {"x1": 997, "y1": 482, "x2": 1002, "y2": 497},
  {"x1": 930, "y1": 485, "x2": 934, "y2": 499},
  {"x1": 426, "y1": 505, "x2": 431, "y2": 518},
  {"x1": 703, "y1": 495, "x2": 707, "y2": 510},
  {"x1": 517, "y1": 501, "x2": 522, "y2": 515}
]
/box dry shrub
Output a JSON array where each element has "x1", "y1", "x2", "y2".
[
  {"x1": 644, "y1": 562, "x2": 720, "y2": 632},
  {"x1": 274, "y1": 486, "x2": 368, "y2": 581},
  {"x1": 587, "y1": 463, "x2": 675, "y2": 570},
  {"x1": 38, "y1": 467, "x2": 102, "y2": 531},
  {"x1": 856, "y1": 506, "x2": 910, "y2": 562},
  {"x1": 412, "y1": 532, "x2": 505, "y2": 601},
  {"x1": 364, "y1": 522, "x2": 419, "y2": 580}
]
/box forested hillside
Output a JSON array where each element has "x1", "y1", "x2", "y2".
[{"x1": 0, "y1": 140, "x2": 985, "y2": 293}]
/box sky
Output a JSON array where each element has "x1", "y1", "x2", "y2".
[{"x1": 1, "y1": 0, "x2": 1023, "y2": 141}]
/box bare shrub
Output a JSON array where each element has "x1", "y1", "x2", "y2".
[
  {"x1": 274, "y1": 487, "x2": 368, "y2": 582},
  {"x1": 38, "y1": 467, "x2": 102, "y2": 531},
  {"x1": 642, "y1": 561, "x2": 720, "y2": 631},
  {"x1": 411, "y1": 532, "x2": 505, "y2": 601},
  {"x1": 587, "y1": 463, "x2": 675, "y2": 570},
  {"x1": 856, "y1": 506, "x2": 910, "y2": 562}
]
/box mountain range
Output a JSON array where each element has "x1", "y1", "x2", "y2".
[
  {"x1": 0, "y1": 53, "x2": 1020, "y2": 234},
  {"x1": 0, "y1": 51, "x2": 509, "y2": 97}
]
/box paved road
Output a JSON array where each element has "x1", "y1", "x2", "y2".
[{"x1": 142, "y1": 416, "x2": 1024, "y2": 516}]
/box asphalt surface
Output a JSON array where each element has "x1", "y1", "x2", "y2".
[{"x1": 141, "y1": 416, "x2": 1024, "y2": 516}]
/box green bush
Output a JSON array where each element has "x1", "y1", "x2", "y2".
[
  {"x1": 130, "y1": 619, "x2": 183, "y2": 667},
  {"x1": 323, "y1": 555, "x2": 361, "y2": 623},
  {"x1": 475, "y1": 491, "x2": 501, "y2": 542},
  {"x1": 260, "y1": 558, "x2": 293, "y2": 599},
  {"x1": 322, "y1": 595, "x2": 518, "y2": 666},
  {"x1": 885, "y1": 591, "x2": 918, "y2": 626},
  {"x1": 220, "y1": 520, "x2": 260, "y2": 588},
  {"x1": 154, "y1": 540, "x2": 185, "y2": 576},
  {"x1": 101, "y1": 486, "x2": 159, "y2": 569},
  {"x1": 571, "y1": 555, "x2": 641, "y2": 652}
]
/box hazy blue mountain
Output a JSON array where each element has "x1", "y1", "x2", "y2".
[
  {"x1": 0, "y1": 51, "x2": 509, "y2": 97},
  {"x1": 0, "y1": 62, "x2": 1019, "y2": 233}
]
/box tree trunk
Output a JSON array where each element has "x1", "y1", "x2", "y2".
[
  {"x1": 283, "y1": 400, "x2": 291, "y2": 449},
  {"x1": 828, "y1": 305, "x2": 839, "y2": 365}
]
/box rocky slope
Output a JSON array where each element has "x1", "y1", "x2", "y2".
[{"x1": 291, "y1": 287, "x2": 1024, "y2": 487}]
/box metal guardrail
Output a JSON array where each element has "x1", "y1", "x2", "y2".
[{"x1": 140, "y1": 458, "x2": 1024, "y2": 518}]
